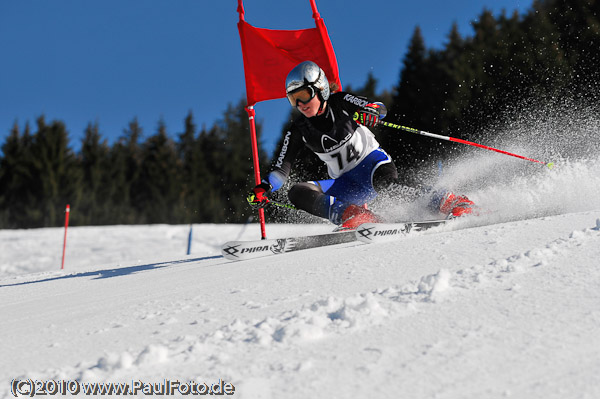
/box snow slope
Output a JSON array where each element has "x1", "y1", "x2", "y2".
[
  {"x1": 2, "y1": 211, "x2": 600, "y2": 398},
  {"x1": 2, "y1": 119, "x2": 600, "y2": 397}
]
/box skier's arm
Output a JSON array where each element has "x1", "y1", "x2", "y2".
[
  {"x1": 338, "y1": 92, "x2": 371, "y2": 112},
  {"x1": 248, "y1": 125, "x2": 303, "y2": 207},
  {"x1": 338, "y1": 92, "x2": 386, "y2": 127},
  {"x1": 264, "y1": 125, "x2": 304, "y2": 191}
]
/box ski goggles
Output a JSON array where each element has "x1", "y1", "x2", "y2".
[{"x1": 286, "y1": 85, "x2": 316, "y2": 107}]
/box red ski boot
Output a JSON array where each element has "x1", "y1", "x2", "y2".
[
  {"x1": 339, "y1": 204, "x2": 382, "y2": 230},
  {"x1": 439, "y1": 192, "x2": 477, "y2": 219}
]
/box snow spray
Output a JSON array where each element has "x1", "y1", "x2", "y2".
[{"x1": 373, "y1": 99, "x2": 600, "y2": 223}]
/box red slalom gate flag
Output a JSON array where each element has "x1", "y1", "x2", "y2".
[
  {"x1": 236, "y1": 0, "x2": 341, "y2": 239},
  {"x1": 237, "y1": 0, "x2": 341, "y2": 106}
]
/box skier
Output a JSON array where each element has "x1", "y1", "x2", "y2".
[{"x1": 248, "y1": 61, "x2": 475, "y2": 230}]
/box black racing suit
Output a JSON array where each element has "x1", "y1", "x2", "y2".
[{"x1": 264, "y1": 92, "x2": 399, "y2": 222}]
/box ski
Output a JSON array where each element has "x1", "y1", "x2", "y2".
[
  {"x1": 355, "y1": 220, "x2": 447, "y2": 243},
  {"x1": 221, "y1": 219, "x2": 448, "y2": 260},
  {"x1": 222, "y1": 230, "x2": 357, "y2": 261}
]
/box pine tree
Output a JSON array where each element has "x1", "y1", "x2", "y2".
[
  {"x1": 345, "y1": 71, "x2": 379, "y2": 99},
  {"x1": 439, "y1": 22, "x2": 472, "y2": 135},
  {"x1": 79, "y1": 122, "x2": 111, "y2": 225},
  {"x1": 136, "y1": 120, "x2": 183, "y2": 224},
  {"x1": 196, "y1": 125, "x2": 227, "y2": 222},
  {"x1": 455, "y1": 9, "x2": 502, "y2": 137},
  {"x1": 208, "y1": 99, "x2": 267, "y2": 223},
  {"x1": 109, "y1": 118, "x2": 143, "y2": 224},
  {"x1": 177, "y1": 111, "x2": 215, "y2": 223},
  {"x1": 19, "y1": 117, "x2": 82, "y2": 227},
  {"x1": 387, "y1": 26, "x2": 446, "y2": 178},
  {"x1": 0, "y1": 122, "x2": 32, "y2": 227},
  {"x1": 545, "y1": 0, "x2": 600, "y2": 97},
  {"x1": 390, "y1": 26, "x2": 428, "y2": 124}
]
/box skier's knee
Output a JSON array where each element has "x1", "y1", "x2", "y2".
[
  {"x1": 372, "y1": 162, "x2": 399, "y2": 191},
  {"x1": 288, "y1": 182, "x2": 323, "y2": 209}
]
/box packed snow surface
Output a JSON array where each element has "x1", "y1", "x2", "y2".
[{"x1": 2, "y1": 130, "x2": 600, "y2": 397}]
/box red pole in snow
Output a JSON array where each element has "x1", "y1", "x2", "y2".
[
  {"x1": 245, "y1": 106, "x2": 267, "y2": 239},
  {"x1": 61, "y1": 204, "x2": 70, "y2": 269}
]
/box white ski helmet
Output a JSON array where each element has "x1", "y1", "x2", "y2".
[{"x1": 285, "y1": 61, "x2": 330, "y2": 107}]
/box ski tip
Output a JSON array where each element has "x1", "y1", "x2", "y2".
[{"x1": 221, "y1": 241, "x2": 242, "y2": 260}]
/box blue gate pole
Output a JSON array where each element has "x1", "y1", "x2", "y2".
[{"x1": 187, "y1": 224, "x2": 193, "y2": 255}]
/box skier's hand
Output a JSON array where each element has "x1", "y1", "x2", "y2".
[
  {"x1": 247, "y1": 182, "x2": 272, "y2": 208},
  {"x1": 354, "y1": 103, "x2": 383, "y2": 127}
]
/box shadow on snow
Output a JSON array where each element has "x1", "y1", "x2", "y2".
[{"x1": 0, "y1": 255, "x2": 224, "y2": 288}]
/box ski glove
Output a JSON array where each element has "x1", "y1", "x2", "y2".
[
  {"x1": 247, "y1": 182, "x2": 272, "y2": 208},
  {"x1": 354, "y1": 103, "x2": 382, "y2": 127}
]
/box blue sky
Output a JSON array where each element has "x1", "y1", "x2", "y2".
[{"x1": 0, "y1": 0, "x2": 531, "y2": 157}]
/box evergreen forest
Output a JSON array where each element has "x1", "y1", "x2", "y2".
[{"x1": 1, "y1": 0, "x2": 599, "y2": 228}]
